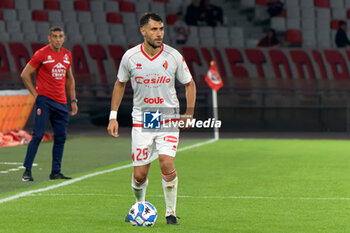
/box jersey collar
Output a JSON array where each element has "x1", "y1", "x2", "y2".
[{"x1": 140, "y1": 43, "x2": 164, "y2": 61}]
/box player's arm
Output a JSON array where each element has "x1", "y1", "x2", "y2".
[
  {"x1": 184, "y1": 79, "x2": 196, "y2": 117},
  {"x1": 107, "y1": 79, "x2": 127, "y2": 138},
  {"x1": 66, "y1": 67, "x2": 78, "y2": 116},
  {"x1": 21, "y1": 63, "x2": 38, "y2": 99},
  {"x1": 180, "y1": 79, "x2": 196, "y2": 129}
]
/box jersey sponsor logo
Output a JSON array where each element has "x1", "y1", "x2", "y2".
[
  {"x1": 135, "y1": 76, "x2": 170, "y2": 87},
  {"x1": 51, "y1": 62, "x2": 66, "y2": 80},
  {"x1": 164, "y1": 136, "x2": 178, "y2": 143},
  {"x1": 136, "y1": 63, "x2": 142, "y2": 69},
  {"x1": 143, "y1": 97, "x2": 164, "y2": 104},
  {"x1": 42, "y1": 60, "x2": 55, "y2": 64},
  {"x1": 163, "y1": 61, "x2": 168, "y2": 70}
]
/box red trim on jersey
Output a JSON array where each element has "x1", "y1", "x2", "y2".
[
  {"x1": 140, "y1": 43, "x2": 164, "y2": 61},
  {"x1": 132, "y1": 118, "x2": 180, "y2": 127}
]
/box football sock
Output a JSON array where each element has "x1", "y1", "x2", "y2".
[
  {"x1": 131, "y1": 173, "x2": 148, "y2": 202},
  {"x1": 162, "y1": 170, "x2": 178, "y2": 217}
]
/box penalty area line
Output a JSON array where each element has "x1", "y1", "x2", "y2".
[{"x1": 0, "y1": 138, "x2": 218, "y2": 205}]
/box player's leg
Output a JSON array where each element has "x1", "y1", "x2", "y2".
[
  {"x1": 126, "y1": 127, "x2": 157, "y2": 222},
  {"x1": 159, "y1": 155, "x2": 178, "y2": 218},
  {"x1": 23, "y1": 96, "x2": 50, "y2": 181},
  {"x1": 49, "y1": 101, "x2": 69, "y2": 179},
  {"x1": 132, "y1": 164, "x2": 151, "y2": 202},
  {"x1": 156, "y1": 131, "x2": 180, "y2": 225},
  {"x1": 130, "y1": 127, "x2": 157, "y2": 201}
]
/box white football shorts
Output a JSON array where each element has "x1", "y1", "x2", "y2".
[{"x1": 131, "y1": 126, "x2": 179, "y2": 166}]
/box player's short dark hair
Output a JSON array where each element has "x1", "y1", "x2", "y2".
[
  {"x1": 339, "y1": 20, "x2": 346, "y2": 27},
  {"x1": 49, "y1": 26, "x2": 64, "y2": 35},
  {"x1": 139, "y1": 12, "x2": 163, "y2": 28}
]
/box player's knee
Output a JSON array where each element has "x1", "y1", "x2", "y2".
[
  {"x1": 162, "y1": 169, "x2": 177, "y2": 182},
  {"x1": 159, "y1": 159, "x2": 174, "y2": 172},
  {"x1": 160, "y1": 162, "x2": 175, "y2": 174},
  {"x1": 133, "y1": 173, "x2": 147, "y2": 185}
]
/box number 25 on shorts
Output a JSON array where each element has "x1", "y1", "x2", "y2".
[{"x1": 132, "y1": 148, "x2": 148, "y2": 161}]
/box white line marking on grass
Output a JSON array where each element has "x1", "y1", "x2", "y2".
[
  {"x1": 0, "y1": 164, "x2": 132, "y2": 205},
  {"x1": 0, "y1": 162, "x2": 23, "y2": 165},
  {"x1": 0, "y1": 139, "x2": 218, "y2": 205},
  {"x1": 177, "y1": 139, "x2": 217, "y2": 152},
  {"x1": 0, "y1": 162, "x2": 38, "y2": 166},
  {"x1": 0, "y1": 163, "x2": 38, "y2": 174},
  {"x1": 28, "y1": 193, "x2": 350, "y2": 201}
]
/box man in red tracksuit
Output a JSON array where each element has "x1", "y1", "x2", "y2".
[{"x1": 21, "y1": 26, "x2": 78, "y2": 181}]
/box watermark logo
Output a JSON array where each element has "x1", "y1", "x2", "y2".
[
  {"x1": 143, "y1": 110, "x2": 162, "y2": 129},
  {"x1": 162, "y1": 117, "x2": 221, "y2": 129},
  {"x1": 142, "y1": 109, "x2": 221, "y2": 131}
]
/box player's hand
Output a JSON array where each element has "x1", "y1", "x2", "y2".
[
  {"x1": 107, "y1": 119, "x2": 119, "y2": 137},
  {"x1": 70, "y1": 102, "x2": 78, "y2": 116},
  {"x1": 179, "y1": 112, "x2": 193, "y2": 130}
]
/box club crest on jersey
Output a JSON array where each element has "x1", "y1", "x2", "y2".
[
  {"x1": 136, "y1": 63, "x2": 142, "y2": 69},
  {"x1": 37, "y1": 108, "x2": 41, "y2": 116},
  {"x1": 51, "y1": 62, "x2": 66, "y2": 80},
  {"x1": 63, "y1": 54, "x2": 70, "y2": 64},
  {"x1": 163, "y1": 61, "x2": 168, "y2": 70}
]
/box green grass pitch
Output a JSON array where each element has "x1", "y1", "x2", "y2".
[{"x1": 1, "y1": 137, "x2": 350, "y2": 232}]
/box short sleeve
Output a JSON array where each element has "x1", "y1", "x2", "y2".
[
  {"x1": 117, "y1": 53, "x2": 130, "y2": 82},
  {"x1": 67, "y1": 51, "x2": 72, "y2": 69},
  {"x1": 28, "y1": 50, "x2": 43, "y2": 69},
  {"x1": 174, "y1": 51, "x2": 192, "y2": 84}
]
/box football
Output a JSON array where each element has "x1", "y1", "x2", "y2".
[{"x1": 128, "y1": 201, "x2": 158, "y2": 227}]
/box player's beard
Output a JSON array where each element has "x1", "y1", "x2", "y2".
[{"x1": 146, "y1": 36, "x2": 162, "y2": 49}]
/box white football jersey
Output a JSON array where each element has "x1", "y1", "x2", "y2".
[{"x1": 117, "y1": 43, "x2": 192, "y2": 123}]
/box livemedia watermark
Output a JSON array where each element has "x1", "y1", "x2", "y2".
[{"x1": 141, "y1": 108, "x2": 221, "y2": 132}]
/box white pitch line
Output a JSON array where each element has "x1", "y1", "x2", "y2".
[
  {"x1": 0, "y1": 163, "x2": 38, "y2": 174},
  {"x1": 177, "y1": 138, "x2": 217, "y2": 152},
  {"x1": 0, "y1": 164, "x2": 133, "y2": 205},
  {"x1": 0, "y1": 139, "x2": 218, "y2": 205},
  {"x1": 0, "y1": 162, "x2": 38, "y2": 166},
  {"x1": 28, "y1": 193, "x2": 350, "y2": 201},
  {"x1": 0, "y1": 162, "x2": 23, "y2": 165}
]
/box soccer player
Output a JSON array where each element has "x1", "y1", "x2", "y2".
[
  {"x1": 21, "y1": 26, "x2": 78, "y2": 181},
  {"x1": 107, "y1": 13, "x2": 196, "y2": 225}
]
